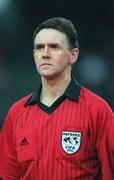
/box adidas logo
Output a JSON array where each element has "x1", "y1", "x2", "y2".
[{"x1": 20, "y1": 137, "x2": 28, "y2": 145}]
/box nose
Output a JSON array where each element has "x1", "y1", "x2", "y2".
[{"x1": 42, "y1": 46, "x2": 50, "y2": 59}]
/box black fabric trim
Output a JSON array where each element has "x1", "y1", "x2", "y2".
[
  {"x1": 65, "y1": 75, "x2": 81, "y2": 101},
  {"x1": 24, "y1": 85, "x2": 41, "y2": 107},
  {"x1": 24, "y1": 75, "x2": 81, "y2": 114},
  {"x1": 38, "y1": 95, "x2": 66, "y2": 114}
]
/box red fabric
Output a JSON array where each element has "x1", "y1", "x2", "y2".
[{"x1": 0, "y1": 88, "x2": 114, "y2": 180}]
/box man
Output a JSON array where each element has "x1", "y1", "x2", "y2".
[{"x1": 0, "y1": 17, "x2": 114, "y2": 180}]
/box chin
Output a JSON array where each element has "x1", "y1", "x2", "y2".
[
  {"x1": 40, "y1": 70, "x2": 54, "y2": 76},
  {"x1": 41, "y1": 72, "x2": 59, "y2": 79},
  {"x1": 40, "y1": 72, "x2": 53, "y2": 77}
]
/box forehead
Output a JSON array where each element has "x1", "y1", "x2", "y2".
[{"x1": 34, "y1": 28, "x2": 68, "y2": 45}]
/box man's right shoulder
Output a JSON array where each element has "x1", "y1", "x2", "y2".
[
  {"x1": 2, "y1": 94, "x2": 33, "y2": 127},
  {"x1": 10, "y1": 93, "x2": 32, "y2": 111}
]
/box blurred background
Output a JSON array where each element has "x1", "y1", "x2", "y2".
[{"x1": 0, "y1": 0, "x2": 114, "y2": 127}]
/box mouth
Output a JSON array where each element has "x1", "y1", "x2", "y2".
[{"x1": 40, "y1": 63, "x2": 52, "y2": 66}]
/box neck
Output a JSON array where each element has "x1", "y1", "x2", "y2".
[{"x1": 40, "y1": 72, "x2": 71, "y2": 106}]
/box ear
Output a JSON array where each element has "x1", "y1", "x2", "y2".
[
  {"x1": 69, "y1": 48, "x2": 79, "y2": 65},
  {"x1": 33, "y1": 49, "x2": 37, "y2": 62},
  {"x1": 33, "y1": 49, "x2": 35, "y2": 57}
]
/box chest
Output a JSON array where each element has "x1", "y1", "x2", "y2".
[{"x1": 14, "y1": 99, "x2": 96, "y2": 163}]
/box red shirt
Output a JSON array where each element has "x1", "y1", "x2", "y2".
[{"x1": 0, "y1": 77, "x2": 114, "y2": 180}]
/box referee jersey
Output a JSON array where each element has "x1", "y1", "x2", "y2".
[{"x1": 0, "y1": 77, "x2": 114, "y2": 180}]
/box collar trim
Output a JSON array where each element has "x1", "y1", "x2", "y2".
[{"x1": 24, "y1": 76, "x2": 81, "y2": 107}]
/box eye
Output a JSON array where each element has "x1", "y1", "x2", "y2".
[
  {"x1": 35, "y1": 44, "x2": 44, "y2": 50},
  {"x1": 50, "y1": 44, "x2": 59, "y2": 50}
]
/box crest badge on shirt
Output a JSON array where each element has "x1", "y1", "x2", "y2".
[{"x1": 61, "y1": 130, "x2": 82, "y2": 154}]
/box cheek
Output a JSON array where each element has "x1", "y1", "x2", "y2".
[
  {"x1": 34, "y1": 54, "x2": 40, "y2": 66},
  {"x1": 34, "y1": 58, "x2": 38, "y2": 66},
  {"x1": 55, "y1": 52, "x2": 70, "y2": 61},
  {"x1": 34, "y1": 60, "x2": 41, "y2": 73},
  {"x1": 62, "y1": 53, "x2": 71, "y2": 64}
]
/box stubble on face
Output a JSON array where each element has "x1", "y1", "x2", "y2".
[{"x1": 33, "y1": 28, "x2": 74, "y2": 79}]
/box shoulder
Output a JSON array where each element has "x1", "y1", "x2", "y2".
[
  {"x1": 12, "y1": 93, "x2": 32, "y2": 108},
  {"x1": 7, "y1": 93, "x2": 32, "y2": 116},
  {"x1": 80, "y1": 86, "x2": 113, "y2": 115},
  {"x1": 79, "y1": 87, "x2": 114, "y2": 135},
  {"x1": 1, "y1": 93, "x2": 32, "y2": 129},
  {"x1": 80, "y1": 86, "x2": 109, "y2": 106}
]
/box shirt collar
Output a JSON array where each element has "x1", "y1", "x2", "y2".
[{"x1": 24, "y1": 75, "x2": 81, "y2": 107}]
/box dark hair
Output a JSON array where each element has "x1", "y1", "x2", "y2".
[{"x1": 33, "y1": 17, "x2": 79, "y2": 50}]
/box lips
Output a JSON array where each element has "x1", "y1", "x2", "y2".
[{"x1": 40, "y1": 63, "x2": 52, "y2": 66}]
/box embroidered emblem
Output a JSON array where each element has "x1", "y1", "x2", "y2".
[
  {"x1": 20, "y1": 137, "x2": 28, "y2": 145},
  {"x1": 61, "y1": 130, "x2": 82, "y2": 154}
]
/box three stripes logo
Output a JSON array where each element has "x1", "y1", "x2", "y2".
[{"x1": 20, "y1": 137, "x2": 28, "y2": 145}]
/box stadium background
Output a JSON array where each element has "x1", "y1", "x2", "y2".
[{"x1": 0, "y1": 0, "x2": 114, "y2": 127}]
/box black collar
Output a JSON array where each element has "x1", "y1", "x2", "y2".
[{"x1": 24, "y1": 75, "x2": 81, "y2": 107}]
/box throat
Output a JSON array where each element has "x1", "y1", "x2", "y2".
[
  {"x1": 40, "y1": 75, "x2": 71, "y2": 107},
  {"x1": 40, "y1": 94, "x2": 63, "y2": 107}
]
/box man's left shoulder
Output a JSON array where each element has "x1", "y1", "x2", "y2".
[{"x1": 80, "y1": 86, "x2": 112, "y2": 111}]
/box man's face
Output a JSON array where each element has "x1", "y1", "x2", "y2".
[{"x1": 33, "y1": 28, "x2": 78, "y2": 79}]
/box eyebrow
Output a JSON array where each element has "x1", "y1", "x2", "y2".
[{"x1": 34, "y1": 42, "x2": 61, "y2": 48}]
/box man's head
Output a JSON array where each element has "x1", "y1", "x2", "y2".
[
  {"x1": 33, "y1": 17, "x2": 79, "y2": 51},
  {"x1": 33, "y1": 17, "x2": 79, "y2": 79}
]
